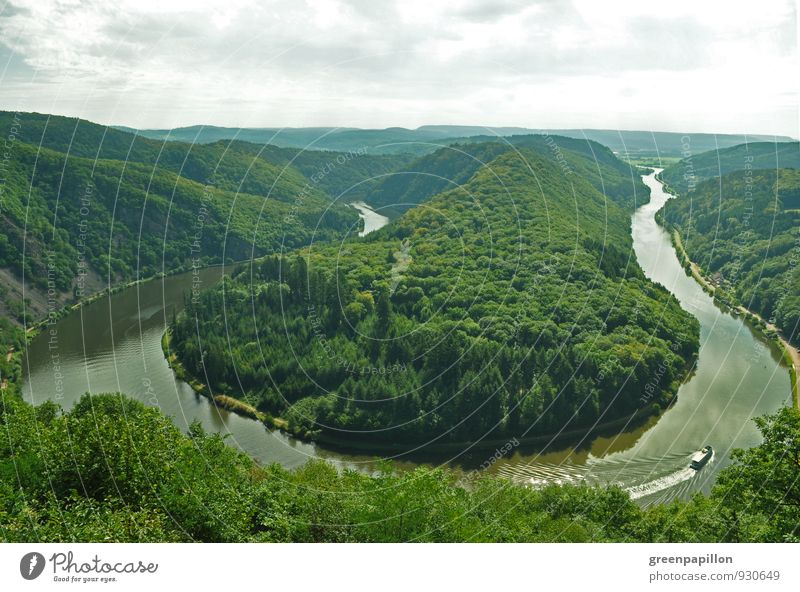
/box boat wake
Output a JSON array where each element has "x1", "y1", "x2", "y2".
[
  {"x1": 625, "y1": 467, "x2": 695, "y2": 500},
  {"x1": 497, "y1": 449, "x2": 715, "y2": 505}
]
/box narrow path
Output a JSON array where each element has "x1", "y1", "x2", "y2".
[
  {"x1": 1, "y1": 347, "x2": 14, "y2": 390},
  {"x1": 672, "y1": 230, "x2": 799, "y2": 407}
]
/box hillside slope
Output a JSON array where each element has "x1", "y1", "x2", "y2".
[
  {"x1": 0, "y1": 116, "x2": 360, "y2": 324},
  {"x1": 1, "y1": 111, "x2": 410, "y2": 204},
  {"x1": 660, "y1": 168, "x2": 800, "y2": 345}
]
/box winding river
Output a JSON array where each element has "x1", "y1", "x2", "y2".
[{"x1": 22, "y1": 171, "x2": 792, "y2": 504}]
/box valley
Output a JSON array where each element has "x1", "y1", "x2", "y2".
[{"x1": 1, "y1": 112, "x2": 797, "y2": 542}]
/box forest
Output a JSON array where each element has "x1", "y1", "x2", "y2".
[
  {"x1": 171, "y1": 142, "x2": 699, "y2": 446},
  {"x1": 0, "y1": 112, "x2": 795, "y2": 544},
  {"x1": 365, "y1": 134, "x2": 647, "y2": 213},
  {"x1": 0, "y1": 111, "x2": 412, "y2": 202},
  {"x1": 660, "y1": 168, "x2": 800, "y2": 345}
]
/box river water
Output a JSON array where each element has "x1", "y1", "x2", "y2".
[
  {"x1": 351, "y1": 201, "x2": 390, "y2": 236},
  {"x1": 22, "y1": 170, "x2": 792, "y2": 503}
]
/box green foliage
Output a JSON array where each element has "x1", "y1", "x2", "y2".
[
  {"x1": 173, "y1": 146, "x2": 699, "y2": 445},
  {"x1": 0, "y1": 111, "x2": 412, "y2": 203},
  {"x1": 661, "y1": 168, "x2": 800, "y2": 344},
  {"x1": 1, "y1": 141, "x2": 353, "y2": 287},
  {"x1": 710, "y1": 406, "x2": 800, "y2": 541},
  {"x1": 0, "y1": 322, "x2": 25, "y2": 396},
  {"x1": 1, "y1": 392, "x2": 797, "y2": 542},
  {"x1": 0, "y1": 111, "x2": 367, "y2": 325}
]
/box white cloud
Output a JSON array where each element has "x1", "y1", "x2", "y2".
[{"x1": 0, "y1": 0, "x2": 796, "y2": 135}]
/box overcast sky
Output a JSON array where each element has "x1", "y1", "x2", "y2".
[{"x1": 0, "y1": 0, "x2": 797, "y2": 135}]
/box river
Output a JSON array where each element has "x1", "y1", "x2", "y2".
[
  {"x1": 22, "y1": 170, "x2": 792, "y2": 503},
  {"x1": 351, "y1": 201, "x2": 390, "y2": 236}
]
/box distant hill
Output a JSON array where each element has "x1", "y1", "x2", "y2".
[
  {"x1": 546, "y1": 130, "x2": 794, "y2": 159},
  {"x1": 119, "y1": 125, "x2": 449, "y2": 155},
  {"x1": 660, "y1": 141, "x2": 800, "y2": 194},
  {"x1": 119, "y1": 122, "x2": 795, "y2": 157}
]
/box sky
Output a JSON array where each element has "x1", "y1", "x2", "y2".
[{"x1": 0, "y1": 0, "x2": 797, "y2": 136}]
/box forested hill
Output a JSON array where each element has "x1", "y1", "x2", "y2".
[
  {"x1": 660, "y1": 168, "x2": 800, "y2": 345},
  {"x1": 0, "y1": 111, "x2": 411, "y2": 203},
  {"x1": 172, "y1": 145, "x2": 699, "y2": 447},
  {"x1": 659, "y1": 141, "x2": 800, "y2": 194},
  {"x1": 3, "y1": 111, "x2": 415, "y2": 324},
  {"x1": 364, "y1": 135, "x2": 645, "y2": 213}
]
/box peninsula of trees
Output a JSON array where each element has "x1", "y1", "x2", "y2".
[{"x1": 171, "y1": 140, "x2": 699, "y2": 446}]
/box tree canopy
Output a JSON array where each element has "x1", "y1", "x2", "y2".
[{"x1": 172, "y1": 144, "x2": 699, "y2": 446}]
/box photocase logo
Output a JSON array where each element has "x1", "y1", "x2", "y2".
[{"x1": 20, "y1": 552, "x2": 46, "y2": 580}]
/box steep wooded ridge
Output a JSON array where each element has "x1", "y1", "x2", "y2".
[
  {"x1": 659, "y1": 141, "x2": 800, "y2": 194},
  {"x1": 660, "y1": 167, "x2": 800, "y2": 345},
  {"x1": 1, "y1": 112, "x2": 412, "y2": 201},
  {"x1": 172, "y1": 142, "x2": 699, "y2": 446},
  {"x1": 0, "y1": 111, "x2": 412, "y2": 323}
]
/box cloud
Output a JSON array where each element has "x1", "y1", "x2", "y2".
[{"x1": 0, "y1": 0, "x2": 796, "y2": 135}]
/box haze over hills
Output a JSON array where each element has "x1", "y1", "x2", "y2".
[{"x1": 119, "y1": 122, "x2": 795, "y2": 158}]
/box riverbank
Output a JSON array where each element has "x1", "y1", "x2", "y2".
[
  {"x1": 161, "y1": 329, "x2": 286, "y2": 428},
  {"x1": 665, "y1": 206, "x2": 799, "y2": 408},
  {"x1": 311, "y1": 405, "x2": 664, "y2": 455}
]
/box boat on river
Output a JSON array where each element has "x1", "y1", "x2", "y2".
[{"x1": 689, "y1": 446, "x2": 713, "y2": 470}]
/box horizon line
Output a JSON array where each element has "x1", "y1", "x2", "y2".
[{"x1": 3, "y1": 109, "x2": 797, "y2": 140}]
